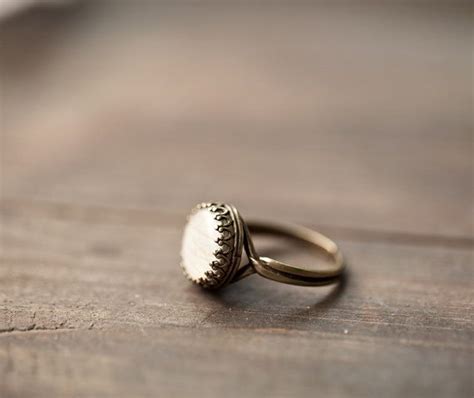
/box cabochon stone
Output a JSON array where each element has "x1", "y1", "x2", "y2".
[{"x1": 181, "y1": 208, "x2": 220, "y2": 281}]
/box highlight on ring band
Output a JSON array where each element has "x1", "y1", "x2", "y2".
[{"x1": 180, "y1": 202, "x2": 345, "y2": 290}]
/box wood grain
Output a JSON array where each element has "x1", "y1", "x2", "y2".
[
  {"x1": 0, "y1": 2, "x2": 472, "y2": 398},
  {"x1": 0, "y1": 200, "x2": 472, "y2": 398}
]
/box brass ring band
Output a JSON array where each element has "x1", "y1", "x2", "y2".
[
  {"x1": 180, "y1": 202, "x2": 345, "y2": 290},
  {"x1": 234, "y1": 220, "x2": 345, "y2": 286}
]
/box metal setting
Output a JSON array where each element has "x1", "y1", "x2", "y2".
[
  {"x1": 181, "y1": 202, "x2": 243, "y2": 289},
  {"x1": 180, "y1": 202, "x2": 344, "y2": 290}
]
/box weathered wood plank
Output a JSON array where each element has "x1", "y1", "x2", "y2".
[
  {"x1": 0, "y1": 3, "x2": 472, "y2": 398},
  {"x1": 0, "y1": 202, "x2": 472, "y2": 397},
  {"x1": 1, "y1": 326, "x2": 472, "y2": 398}
]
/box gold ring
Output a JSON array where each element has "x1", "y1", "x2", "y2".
[{"x1": 180, "y1": 202, "x2": 345, "y2": 290}]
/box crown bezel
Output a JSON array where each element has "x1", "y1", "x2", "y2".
[{"x1": 181, "y1": 202, "x2": 243, "y2": 289}]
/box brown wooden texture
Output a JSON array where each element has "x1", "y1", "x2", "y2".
[{"x1": 0, "y1": 2, "x2": 473, "y2": 398}]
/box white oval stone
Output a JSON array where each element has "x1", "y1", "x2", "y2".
[{"x1": 181, "y1": 208, "x2": 220, "y2": 281}]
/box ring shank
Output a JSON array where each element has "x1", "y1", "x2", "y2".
[{"x1": 242, "y1": 220, "x2": 345, "y2": 286}]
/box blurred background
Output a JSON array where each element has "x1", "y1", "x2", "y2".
[
  {"x1": 0, "y1": 1, "x2": 472, "y2": 398},
  {"x1": 1, "y1": 0, "x2": 472, "y2": 236}
]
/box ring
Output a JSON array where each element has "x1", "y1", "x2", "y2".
[{"x1": 180, "y1": 202, "x2": 345, "y2": 290}]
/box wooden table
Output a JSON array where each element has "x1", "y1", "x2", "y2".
[{"x1": 1, "y1": 2, "x2": 472, "y2": 397}]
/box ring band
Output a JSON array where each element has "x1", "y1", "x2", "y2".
[{"x1": 180, "y1": 202, "x2": 344, "y2": 290}]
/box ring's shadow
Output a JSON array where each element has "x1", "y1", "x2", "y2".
[
  {"x1": 196, "y1": 244, "x2": 350, "y2": 327},
  {"x1": 209, "y1": 267, "x2": 348, "y2": 308}
]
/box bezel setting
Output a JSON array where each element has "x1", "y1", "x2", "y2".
[{"x1": 180, "y1": 202, "x2": 243, "y2": 289}]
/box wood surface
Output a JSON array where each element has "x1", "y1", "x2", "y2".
[{"x1": 0, "y1": 2, "x2": 472, "y2": 398}]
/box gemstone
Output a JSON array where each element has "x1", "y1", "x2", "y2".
[{"x1": 180, "y1": 207, "x2": 220, "y2": 281}]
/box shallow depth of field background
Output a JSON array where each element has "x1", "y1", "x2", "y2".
[{"x1": 2, "y1": 1, "x2": 471, "y2": 234}]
